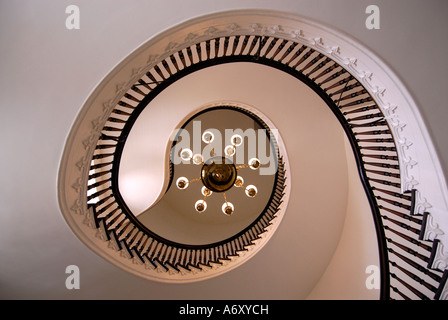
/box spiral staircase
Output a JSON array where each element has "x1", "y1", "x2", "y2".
[{"x1": 58, "y1": 10, "x2": 448, "y2": 299}]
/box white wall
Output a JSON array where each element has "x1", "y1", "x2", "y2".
[{"x1": 307, "y1": 137, "x2": 380, "y2": 300}]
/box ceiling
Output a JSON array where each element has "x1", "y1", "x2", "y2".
[{"x1": 1, "y1": 0, "x2": 447, "y2": 300}]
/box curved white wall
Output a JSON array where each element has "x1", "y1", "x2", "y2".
[{"x1": 307, "y1": 137, "x2": 380, "y2": 300}]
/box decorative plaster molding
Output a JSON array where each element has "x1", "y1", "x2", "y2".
[
  {"x1": 431, "y1": 241, "x2": 448, "y2": 271},
  {"x1": 58, "y1": 10, "x2": 448, "y2": 285},
  {"x1": 422, "y1": 213, "x2": 444, "y2": 242}
]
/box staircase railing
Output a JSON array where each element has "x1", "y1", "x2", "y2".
[{"x1": 85, "y1": 33, "x2": 447, "y2": 298}]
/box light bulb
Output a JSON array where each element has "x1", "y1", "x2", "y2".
[
  {"x1": 201, "y1": 186, "x2": 212, "y2": 197},
  {"x1": 195, "y1": 200, "x2": 207, "y2": 212},
  {"x1": 176, "y1": 177, "x2": 189, "y2": 190},
  {"x1": 224, "y1": 145, "x2": 236, "y2": 157},
  {"x1": 248, "y1": 158, "x2": 261, "y2": 170},
  {"x1": 193, "y1": 153, "x2": 203, "y2": 165},
  {"x1": 202, "y1": 131, "x2": 214, "y2": 144},
  {"x1": 180, "y1": 148, "x2": 192, "y2": 161},
  {"x1": 230, "y1": 134, "x2": 243, "y2": 146},
  {"x1": 234, "y1": 176, "x2": 244, "y2": 187},
  {"x1": 222, "y1": 202, "x2": 234, "y2": 216},
  {"x1": 245, "y1": 185, "x2": 258, "y2": 197}
]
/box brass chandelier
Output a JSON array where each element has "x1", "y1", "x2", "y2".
[{"x1": 175, "y1": 130, "x2": 260, "y2": 216}]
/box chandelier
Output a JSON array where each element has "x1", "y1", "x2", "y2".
[{"x1": 175, "y1": 131, "x2": 260, "y2": 216}]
